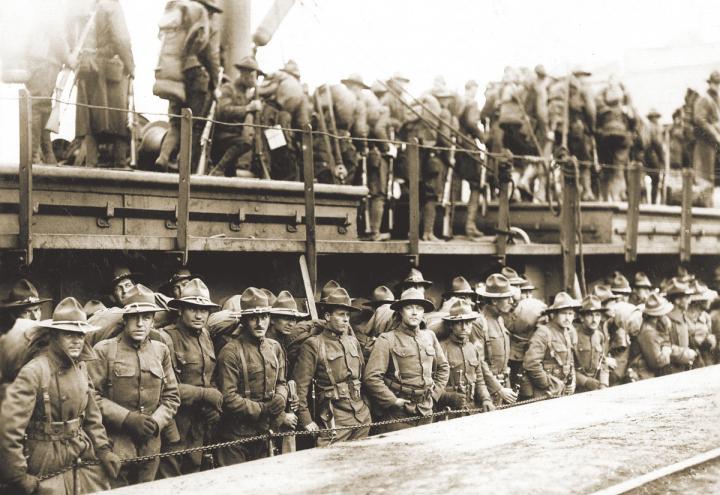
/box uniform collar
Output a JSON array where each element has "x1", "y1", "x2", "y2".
[
  {"x1": 177, "y1": 319, "x2": 203, "y2": 336},
  {"x1": 449, "y1": 334, "x2": 468, "y2": 345},
  {"x1": 121, "y1": 332, "x2": 150, "y2": 349},
  {"x1": 398, "y1": 322, "x2": 419, "y2": 336}
]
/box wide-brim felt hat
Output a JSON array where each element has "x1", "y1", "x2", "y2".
[
  {"x1": 281, "y1": 60, "x2": 301, "y2": 79},
  {"x1": 708, "y1": 70, "x2": 720, "y2": 84},
  {"x1": 109, "y1": 266, "x2": 141, "y2": 290},
  {"x1": 234, "y1": 56, "x2": 266, "y2": 76},
  {"x1": 592, "y1": 284, "x2": 620, "y2": 303},
  {"x1": 238, "y1": 287, "x2": 273, "y2": 316},
  {"x1": 341, "y1": 73, "x2": 370, "y2": 89},
  {"x1": 442, "y1": 299, "x2": 480, "y2": 321},
  {"x1": 363, "y1": 285, "x2": 395, "y2": 308},
  {"x1": 390, "y1": 288, "x2": 435, "y2": 312},
  {"x1": 123, "y1": 284, "x2": 163, "y2": 314},
  {"x1": 543, "y1": 292, "x2": 581, "y2": 314},
  {"x1": 270, "y1": 290, "x2": 308, "y2": 318},
  {"x1": 317, "y1": 288, "x2": 361, "y2": 313},
  {"x1": 632, "y1": 272, "x2": 653, "y2": 288},
  {"x1": 501, "y1": 267, "x2": 527, "y2": 287},
  {"x1": 477, "y1": 274, "x2": 515, "y2": 298},
  {"x1": 579, "y1": 295, "x2": 608, "y2": 313},
  {"x1": 39, "y1": 297, "x2": 98, "y2": 334},
  {"x1": 168, "y1": 279, "x2": 220, "y2": 310},
  {"x1": 396, "y1": 268, "x2": 433, "y2": 291},
  {"x1": 443, "y1": 276, "x2": 476, "y2": 299},
  {"x1": 643, "y1": 293, "x2": 674, "y2": 317},
  {"x1": 646, "y1": 108, "x2": 661, "y2": 119},
  {"x1": 609, "y1": 271, "x2": 632, "y2": 294},
  {"x1": 664, "y1": 278, "x2": 695, "y2": 298},
  {"x1": 1, "y1": 279, "x2": 51, "y2": 308},
  {"x1": 158, "y1": 269, "x2": 199, "y2": 292}
]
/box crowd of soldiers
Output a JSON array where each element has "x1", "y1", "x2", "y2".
[
  {"x1": 13, "y1": 0, "x2": 720, "y2": 247},
  {"x1": 0, "y1": 261, "x2": 718, "y2": 493}
]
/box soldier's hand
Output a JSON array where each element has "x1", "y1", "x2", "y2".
[
  {"x1": 687, "y1": 348, "x2": 697, "y2": 365},
  {"x1": 202, "y1": 406, "x2": 221, "y2": 426},
  {"x1": 98, "y1": 451, "x2": 122, "y2": 480},
  {"x1": 247, "y1": 99, "x2": 263, "y2": 113},
  {"x1": 201, "y1": 387, "x2": 224, "y2": 412},
  {"x1": 605, "y1": 356, "x2": 618, "y2": 369},
  {"x1": 282, "y1": 411, "x2": 298, "y2": 429},
  {"x1": 446, "y1": 392, "x2": 467, "y2": 410},
  {"x1": 707, "y1": 334, "x2": 717, "y2": 349},
  {"x1": 267, "y1": 394, "x2": 286, "y2": 416},
  {"x1": 305, "y1": 421, "x2": 320, "y2": 432},
  {"x1": 585, "y1": 378, "x2": 601, "y2": 391},
  {"x1": 214, "y1": 87, "x2": 222, "y2": 100},
  {"x1": 333, "y1": 164, "x2": 348, "y2": 182},
  {"x1": 661, "y1": 346, "x2": 673, "y2": 359},
  {"x1": 392, "y1": 398, "x2": 411, "y2": 410},
  {"x1": 123, "y1": 411, "x2": 158, "y2": 440},
  {"x1": 498, "y1": 387, "x2": 518, "y2": 404},
  {"x1": 289, "y1": 395, "x2": 300, "y2": 412},
  {"x1": 15, "y1": 474, "x2": 39, "y2": 494},
  {"x1": 481, "y1": 399, "x2": 495, "y2": 412}
]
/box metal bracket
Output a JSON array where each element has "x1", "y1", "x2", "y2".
[
  {"x1": 287, "y1": 210, "x2": 301, "y2": 233},
  {"x1": 166, "y1": 205, "x2": 178, "y2": 230},
  {"x1": 97, "y1": 202, "x2": 115, "y2": 228},
  {"x1": 229, "y1": 208, "x2": 246, "y2": 232},
  {"x1": 337, "y1": 213, "x2": 352, "y2": 235}
]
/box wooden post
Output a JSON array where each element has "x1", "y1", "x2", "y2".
[
  {"x1": 177, "y1": 108, "x2": 192, "y2": 265},
  {"x1": 18, "y1": 89, "x2": 33, "y2": 265},
  {"x1": 680, "y1": 167, "x2": 693, "y2": 262},
  {"x1": 407, "y1": 138, "x2": 420, "y2": 267},
  {"x1": 560, "y1": 160, "x2": 578, "y2": 293},
  {"x1": 496, "y1": 159, "x2": 511, "y2": 264},
  {"x1": 624, "y1": 161, "x2": 641, "y2": 263},
  {"x1": 302, "y1": 124, "x2": 317, "y2": 292}
]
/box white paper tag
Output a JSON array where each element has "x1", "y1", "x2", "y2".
[
  {"x1": 387, "y1": 143, "x2": 398, "y2": 158},
  {"x1": 264, "y1": 126, "x2": 287, "y2": 150}
]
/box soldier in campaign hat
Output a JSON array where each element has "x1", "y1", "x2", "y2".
[
  {"x1": 89, "y1": 285, "x2": 180, "y2": 486},
  {"x1": 574, "y1": 295, "x2": 610, "y2": 393},
  {"x1": 294, "y1": 288, "x2": 371, "y2": 445},
  {"x1": 364, "y1": 288, "x2": 449, "y2": 433},
  {"x1": 159, "y1": 268, "x2": 200, "y2": 299},
  {"x1": 686, "y1": 281, "x2": 717, "y2": 367},
  {"x1": 216, "y1": 287, "x2": 291, "y2": 465},
  {"x1": 437, "y1": 300, "x2": 494, "y2": 415},
  {"x1": 0, "y1": 279, "x2": 51, "y2": 327},
  {"x1": 476, "y1": 274, "x2": 518, "y2": 406},
  {"x1": 630, "y1": 272, "x2": 654, "y2": 305},
  {"x1": 663, "y1": 278, "x2": 697, "y2": 372},
  {"x1": 691, "y1": 70, "x2": 720, "y2": 195},
  {"x1": 358, "y1": 286, "x2": 396, "y2": 359},
  {"x1": 395, "y1": 267, "x2": 433, "y2": 296},
  {"x1": 523, "y1": 292, "x2": 580, "y2": 398},
  {"x1": 108, "y1": 266, "x2": 141, "y2": 307},
  {"x1": 608, "y1": 271, "x2": 632, "y2": 302},
  {"x1": 0, "y1": 298, "x2": 122, "y2": 494},
  {"x1": 158, "y1": 279, "x2": 223, "y2": 477}
]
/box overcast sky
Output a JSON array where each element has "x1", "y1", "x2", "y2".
[{"x1": 1, "y1": 0, "x2": 720, "y2": 163}]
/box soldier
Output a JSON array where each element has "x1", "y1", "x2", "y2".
[
  {"x1": 458, "y1": 79, "x2": 486, "y2": 239},
  {"x1": 266, "y1": 290, "x2": 309, "y2": 374},
  {"x1": 523, "y1": 292, "x2": 579, "y2": 398},
  {"x1": 573, "y1": 295, "x2": 609, "y2": 393},
  {"x1": 692, "y1": 70, "x2": 720, "y2": 199},
  {"x1": 687, "y1": 281, "x2": 717, "y2": 368},
  {"x1": 476, "y1": 274, "x2": 518, "y2": 406},
  {"x1": 631, "y1": 293, "x2": 695, "y2": 379},
  {"x1": 0, "y1": 279, "x2": 50, "y2": 332},
  {"x1": 395, "y1": 267, "x2": 433, "y2": 297},
  {"x1": 107, "y1": 266, "x2": 139, "y2": 308},
  {"x1": 500, "y1": 266, "x2": 527, "y2": 310},
  {"x1": 89, "y1": 285, "x2": 180, "y2": 486},
  {"x1": 608, "y1": 271, "x2": 632, "y2": 303},
  {"x1": 155, "y1": 0, "x2": 222, "y2": 171},
  {"x1": 158, "y1": 268, "x2": 199, "y2": 299},
  {"x1": 158, "y1": 279, "x2": 223, "y2": 477},
  {"x1": 630, "y1": 272, "x2": 654, "y2": 306},
  {"x1": 644, "y1": 109, "x2": 666, "y2": 202},
  {"x1": 357, "y1": 285, "x2": 395, "y2": 359},
  {"x1": 508, "y1": 297, "x2": 547, "y2": 399},
  {"x1": 591, "y1": 285, "x2": 625, "y2": 383},
  {"x1": 214, "y1": 56, "x2": 265, "y2": 177},
  {"x1": 216, "y1": 288, "x2": 290, "y2": 465},
  {"x1": 664, "y1": 278, "x2": 697, "y2": 372},
  {"x1": 518, "y1": 279, "x2": 537, "y2": 300},
  {"x1": 75, "y1": 0, "x2": 135, "y2": 166},
  {"x1": 0, "y1": 298, "x2": 121, "y2": 494},
  {"x1": 426, "y1": 276, "x2": 482, "y2": 339},
  {"x1": 437, "y1": 300, "x2": 494, "y2": 415},
  {"x1": 293, "y1": 288, "x2": 371, "y2": 445},
  {"x1": 364, "y1": 288, "x2": 449, "y2": 432}
]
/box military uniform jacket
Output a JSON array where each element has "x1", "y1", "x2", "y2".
[
  {"x1": 293, "y1": 326, "x2": 367, "y2": 427},
  {"x1": 363, "y1": 323, "x2": 449, "y2": 416},
  {"x1": 667, "y1": 307, "x2": 690, "y2": 349},
  {"x1": 0, "y1": 346, "x2": 112, "y2": 485},
  {"x1": 632, "y1": 319, "x2": 693, "y2": 379},
  {"x1": 89, "y1": 334, "x2": 180, "y2": 433},
  {"x1": 164, "y1": 321, "x2": 217, "y2": 406},
  {"x1": 693, "y1": 89, "x2": 720, "y2": 145},
  {"x1": 573, "y1": 325, "x2": 606, "y2": 390},
  {"x1": 217, "y1": 333, "x2": 288, "y2": 436},
  {"x1": 475, "y1": 306, "x2": 511, "y2": 394},
  {"x1": 523, "y1": 321, "x2": 575, "y2": 392},
  {"x1": 439, "y1": 336, "x2": 491, "y2": 405}
]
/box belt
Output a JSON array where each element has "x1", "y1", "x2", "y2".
[
  {"x1": 317, "y1": 380, "x2": 362, "y2": 402},
  {"x1": 384, "y1": 378, "x2": 431, "y2": 402},
  {"x1": 27, "y1": 418, "x2": 82, "y2": 441}
]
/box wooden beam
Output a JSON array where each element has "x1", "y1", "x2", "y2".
[
  {"x1": 624, "y1": 161, "x2": 641, "y2": 262},
  {"x1": 177, "y1": 108, "x2": 192, "y2": 265},
  {"x1": 560, "y1": 160, "x2": 578, "y2": 293},
  {"x1": 302, "y1": 124, "x2": 317, "y2": 292},
  {"x1": 407, "y1": 138, "x2": 420, "y2": 266},
  {"x1": 496, "y1": 159, "x2": 511, "y2": 263},
  {"x1": 680, "y1": 167, "x2": 693, "y2": 262},
  {"x1": 18, "y1": 89, "x2": 33, "y2": 265}
]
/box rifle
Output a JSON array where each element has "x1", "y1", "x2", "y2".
[
  {"x1": 324, "y1": 85, "x2": 345, "y2": 174},
  {"x1": 197, "y1": 66, "x2": 224, "y2": 176},
  {"x1": 250, "y1": 82, "x2": 272, "y2": 180},
  {"x1": 441, "y1": 136, "x2": 456, "y2": 239},
  {"x1": 360, "y1": 144, "x2": 371, "y2": 234},
  {"x1": 455, "y1": 369, "x2": 469, "y2": 408},
  {"x1": 128, "y1": 81, "x2": 137, "y2": 167},
  {"x1": 313, "y1": 92, "x2": 337, "y2": 175},
  {"x1": 475, "y1": 136, "x2": 490, "y2": 217},
  {"x1": 386, "y1": 127, "x2": 396, "y2": 231},
  {"x1": 281, "y1": 380, "x2": 298, "y2": 453},
  {"x1": 46, "y1": 10, "x2": 98, "y2": 134}
]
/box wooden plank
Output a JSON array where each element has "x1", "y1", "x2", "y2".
[
  {"x1": 680, "y1": 167, "x2": 693, "y2": 262},
  {"x1": 18, "y1": 89, "x2": 33, "y2": 265},
  {"x1": 407, "y1": 139, "x2": 420, "y2": 266},
  {"x1": 496, "y1": 160, "x2": 511, "y2": 262},
  {"x1": 302, "y1": 124, "x2": 317, "y2": 292},
  {"x1": 177, "y1": 108, "x2": 192, "y2": 265},
  {"x1": 299, "y1": 254, "x2": 318, "y2": 320},
  {"x1": 624, "y1": 161, "x2": 641, "y2": 262}
]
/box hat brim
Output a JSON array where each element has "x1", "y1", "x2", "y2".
[
  {"x1": 666, "y1": 289, "x2": 695, "y2": 298},
  {"x1": 239, "y1": 306, "x2": 273, "y2": 316},
  {"x1": 442, "y1": 290, "x2": 477, "y2": 300},
  {"x1": 579, "y1": 306, "x2": 609, "y2": 314},
  {"x1": 281, "y1": 68, "x2": 301, "y2": 78},
  {"x1": 443, "y1": 311, "x2": 481, "y2": 322},
  {"x1": 234, "y1": 64, "x2": 266, "y2": 77},
  {"x1": 390, "y1": 298, "x2": 435, "y2": 312},
  {"x1": 168, "y1": 297, "x2": 220, "y2": 310},
  {"x1": 520, "y1": 285, "x2": 536, "y2": 291},
  {"x1": 317, "y1": 302, "x2": 361, "y2": 313},
  {"x1": 123, "y1": 303, "x2": 163, "y2": 314},
  {"x1": 0, "y1": 297, "x2": 52, "y2": 309},
  {"x1": 397, "y1": 280, "x2": 433, "y2": 290},
  {"x1": 341, "y1": 79, "x2": 370, "y2": 90},
  {"x1": 543, "y1": 304, "x2": 581, "y2": 314},
  {"x1": 477, "y1": 288, "x2": 515, "y2": 298},
  {"x1": 632, "y1": 283, "x2": 653, "y2": 289},
  {"x1": 39, "y1": 320, "x2": 99, "y2": 334},
  {"x1": 611, "y1": 288, "x2": 632, "y2": 295},
  {"x1": 270, "y1": 308, "x2": 309, "y2": 319},
  {"x1": 363, "y1": 300, "x2": 394, "y2": 308},
  {"x1": 643, "y1": 303, "x2": 674, "y2": 317}
]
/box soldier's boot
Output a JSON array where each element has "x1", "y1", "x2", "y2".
[
  {"x1": 155, "y1": 127, "x2": 179, "y2": 171},
  {"x1": 111, "y1": 138, "x2": 129, "y2": 167},
  {"x1": 422, "y1": 201, "x2": 439, "y2": 241},
  {"x1": 31, "y1": 111, "x2": 43, "y2": 163},
  {"x1": 370, "y1": 197, "x2": 390, "y2": 241},
  {"x1": 464, "y1": 190, "x2": 484, "y2": 240},
  {"x1": 217, "y1": 143, "x2": 243, "y2": 177},
  {"x1": 580, "y1": 167, "x2": 596, "y2": 201},
  {"x1": 41, "y1": 130, "x2": 57, "y2": 164}
]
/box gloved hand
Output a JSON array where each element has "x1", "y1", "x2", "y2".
[
  {"x1": 14, "y1": 474, "x2": 39, "y2": 495},
  {"x1": 98, "y1": 450, "x2": 122, "y2": 479},
  {"x1": 480, "y1": 400, "x2": 495, "y2": 413},
  {"x1": 584, "y1": 378, "x2": 601, "y2": 391},
  {"x1": 200, "y1": 387, "x2": 224, "y2": 412},
  {"x1": 708, "y1": 334, "x2": 718, "y2": 349},
  {"x1": 266, "y1": 394, "x2": 286, "y2": 416},
  {"x1": 123, "y1": 411, "x2": 158, "y2": 440},
  {"x1": 202, "y1": 405, "x2": 221, "y2": 426},
  {"x1": 443, "y1": 392, "x2": 467, "y2": 410}
]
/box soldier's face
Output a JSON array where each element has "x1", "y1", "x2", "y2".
[
  {"x1": 491, "y1": 297, "x2": 513, "y2": 314},
  {"x1": 602, "y1": 300, "x2": 616, "y2": 318},
  {"x1": 55, "y1": 330, "x2": 85, "y2": 359},
  {"x1": 13, "y1": 304, "x2": 42, "y2": 321},
  {"x1": 450, "y1": 320, "x2": 472, "y2": 339},
  {"x1": 172, "y1": 279, "x2": 192, "y2": 299},
  {"x1": 326, "y1": 309, "x2": 350, "y2": 334},
  {"x1": 180, "y1": 305, "x2": 210, "y2": 330},
  {"x1": 271, "y1": 316, "x2": 296, "y2": 336},
  {"x1": 673, "y1": 295, "x2": 691, "y2": 311},
  {"x1": 112, "y1": 278, "x2": 135, "y2": 305},
  {"x1": 581, "y1": 311, "x2": 602, "y2": 331},
  {"x1": 239, "y1": 69, "x2": 257, "y2": 88},
  {"x1": 125, "y1": 313, "x2": 154, "y2": 342},
  {"x1": 400, "y1": 304, "x2": 424, "y2": 328},
  {"x1": 553, "y1": 309, "x2": 576, "y2": 328},
  {"x1": 456, "y1": 295, "x2": 474, "y2": 305},
  {"x1": 520, "y1": 290, "x2": 533, "y2": 300},
  {"x1": 633, "y1": 287, "x2": 651, "y2": 303},
  {"x1": 244, "y1": 313, "x2": 270, "y2": 339}
]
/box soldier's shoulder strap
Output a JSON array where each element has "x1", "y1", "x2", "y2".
[
  {"x1": 37, "y1": 356, "x2": 53, "y2": 427},
  {"x1": 317, "y1": 336, "x2": 337, "y2": 388},
  {"x1": 103, "y1": 337, "x2": 120, "y2": 395},
  {"x1": 234, "y1": 339, "x2": 251, "y2": 398},
  {"x1": 385, "y1": 331, "x2": 403, "y2": 384}
]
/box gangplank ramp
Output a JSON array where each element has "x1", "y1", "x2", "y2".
[{"x1": 107, "y1": 366, "x2": 720, "y2": 494}]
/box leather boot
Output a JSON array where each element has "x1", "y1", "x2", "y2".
[
  {"x1": 580, "y1": 167, "x2": 596, "y2": 201},
  {"x1": 422, "y1": 201, "x2": 439, "y2": 241},
  {"x1": 370, "y1": 197, "x2": 390, "y2": 241},
  {"x1": 112, "y1": 138, "x2": 129, "y2": 167},
  {"x1": 464, "y1": 190, "x2": 484, "y2": 240},
  {"x1": 41, "y1": 129, "x2": 57, "y2": 164}
]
